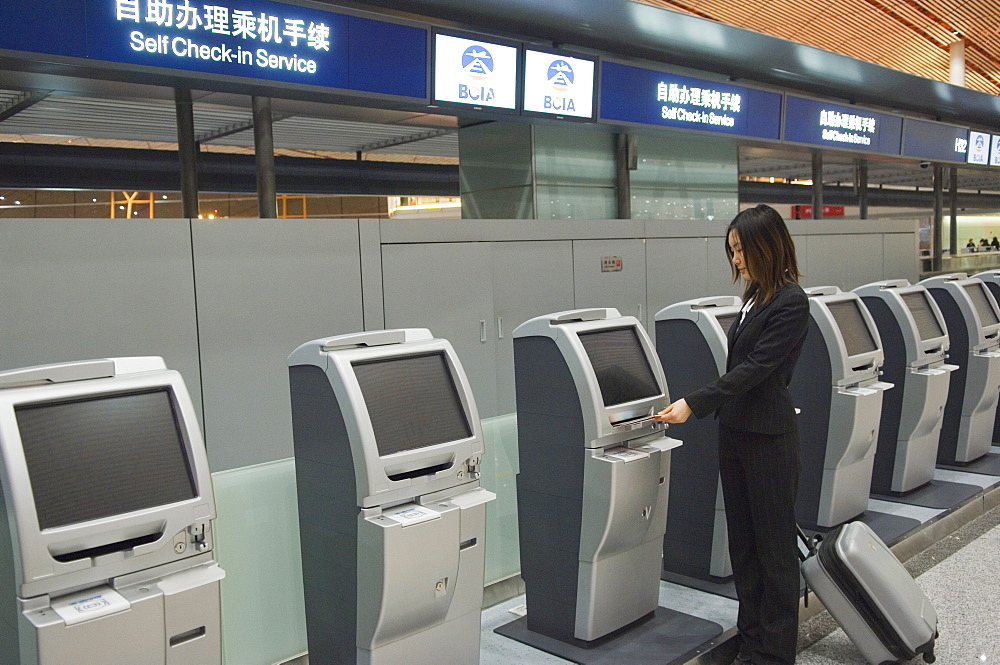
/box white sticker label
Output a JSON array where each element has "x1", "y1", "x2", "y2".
[{"x1": 51, "y1": 586, "x2": 131, "y2": 626}]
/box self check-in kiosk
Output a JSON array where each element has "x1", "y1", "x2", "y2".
[
  {"x1": 513, "y1": 308, "x2": 681, "y2": 643},
  {"x1": 853, "y1": 281, "x2": 956, "y2": 494},
  {"x1": 654, "y1": 296, "x2": 742, "y2": 582},
  {"x1": 919, "y1": 274, "x2": 1000, "y2": 464},
  {"x1": 971, "y1": 270, "x2": 1000, "y2": 446},
  {"x1": 288, "y1": 329, "x2": 494, "y2": 665},
  {"x1": 789, "y1": 288, "x2": 893, "y2": 529},
  {"x1": 0, "y1": 357, "x2": 223, "y2": 665}
]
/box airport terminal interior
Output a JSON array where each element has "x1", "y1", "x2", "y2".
[{"x1": 2, "y1": 1, "x2": 1000, "y2": 664}]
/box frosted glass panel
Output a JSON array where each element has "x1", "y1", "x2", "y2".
[
  {"x1": 534, "y1": 125, "x2": 617, "y2": 187},
  {"x1": 536, "y1": 185, "x2": 617, "y2": 220},
  {"x1": 630, "y1": 133, "x2": 738, "y2": 191},
  {"x1": 481, "y1": 413, "x2": 521, "y2": 585},
  {"x1": 213, "y1": 459, "x2": 307, "y2": 665},
  {"x1": 459, "y1": 123, "x2": 533, "y2": 193},
  {"x1": 462, "y1": 187, "x2": 535, "y2": 219},
  {"x1": 631, "y1": 188, "x2": 738, "y2": 221}
]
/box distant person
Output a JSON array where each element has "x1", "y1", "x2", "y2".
[
  {"x1": 991, "y1": 237, "x2": 999, "y2": 250},
  {"x1": 656, "y1": 204, "x2": 808, "y2": 665},
  {"x1": 967, "y1": 239, "x2": 976, "y2": 248},
  {"x1": 980, "y1": 239, "x2": 990, "y2": 251}
]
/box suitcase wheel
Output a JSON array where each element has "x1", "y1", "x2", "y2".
[{"x1": 922, "y1": 654, "x2": 935, "y2": 664}]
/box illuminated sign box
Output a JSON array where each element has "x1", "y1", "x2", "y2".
[
  {"x1": 991, "y1": 135, "x2": 1000, "y2": 167},
  {"x1": 432, "y1": 32, "x2": 518, "y2": 111},
  {"x1": 968, "y1": 130, "x2": 990, "y2": 165},
  {"x1": 1, "y1": 0, "x2": 427, "y2": 100},
  {"x1": 599, "y1": 62, "x2": 781, "y2": 139},
  {"x1": 522, "y1": 49, "x2": 596, "y2": 119},
  {"x1": 901, "y1": 118, "x2": 969, "y2": 163},
  {"x1": 783, "y1": 95, "x2": 902, "y2": 155}
]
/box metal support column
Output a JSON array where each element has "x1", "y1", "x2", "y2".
[
  {"x1": 949, "y1": 167, "x2": 959, "y2": 256},
  {"x1": 174, "y1": 88, "x2": 199, "y2": 219},
  {"x1": 616, "y1": 133, "x2": 635, "y2": 219},
  {"x1": 252, "y1": 95, "x2": 278, "y2": 219},
  {"x1": 812, "y1": 152, "x2": 823, "y2": 219},
  {"x1": 932, "y1": 164, "x2": 944, "y2": 272},
  {"x1": 857, "y1": 159, "x2": 869, "y2": 220}
]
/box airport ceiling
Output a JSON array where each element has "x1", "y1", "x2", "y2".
[{"x1": 1, "y1": 0, "x2": 999, "y2": 193}]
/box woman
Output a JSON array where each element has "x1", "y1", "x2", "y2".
[{"x1": 655, "y1": 204, "x2": 809, "y2": 665}]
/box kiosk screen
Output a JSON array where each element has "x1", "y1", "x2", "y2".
[
  {"x1": 716, "y1": 313, "x2": 739, "y2": 336},
  {"x1": 827, "y1": 300, "x2": 878, "y2": 356},
  {"x1": 15, "y1": 388, "x2": 196, "y2": 530},
  {"x1": 963, "y1": 283, "x2": 1000, "y2": 326},
  {"x1": 901, "y1": 292, "x2": 945, "y2": 341},
  {"x1": 578, "y1": 327, "x2": 661, "y2": 406},
  {"x1": 354, "y1": 352, "x2": 473, "y2": 457}
]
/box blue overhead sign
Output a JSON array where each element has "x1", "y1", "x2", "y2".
[
  {"x1": 783, "y1": 95, "x2": 902, "y2": 154},
  {"x1": 599, "y1": 62, "x2": 781, "y2": 139},
  {"x1": 901, "y1": 118, "x2": 968, "y2": 163},
  {"x1": 0, "y1": 0, "x2": 427, "y2": 99}
]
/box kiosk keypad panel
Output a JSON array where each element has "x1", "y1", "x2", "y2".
[
  {"x1": 901, "y1": 292, "x2": 945, "y2": 341},
  {"x1": 353, "y1": 352, "x2": 473, "y2": 457},
  {"x1": 827, "y1": 300, "x2": 879, "y2": 356},
  {"x1": 963, "y1": 283, "x2": 1000, "y2": 326},
  {"x1": 578, "y1": 327, "x2": 661, "y2": 406},
  {"x1": 15, "y1": 388, "x2": 196, "y2": 531}
]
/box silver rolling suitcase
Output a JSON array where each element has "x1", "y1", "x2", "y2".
[{"x1": 799, "y1": 521, "x2": 937, "y2": 665}]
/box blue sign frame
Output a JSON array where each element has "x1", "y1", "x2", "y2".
[
  {"x1": 783, "y1": 95, "x2": 902, "y2": 155},
  {"x1": 0, "y1": 0, "x2": 427, "y2": 100},
  {"x1": 901, "y1": 118, "x2": 969, "y2": 163},
  {"x1": 599, "y1": 62, "x2": 781, "y2": 140}
]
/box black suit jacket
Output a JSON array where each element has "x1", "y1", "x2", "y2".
[{"x1": 685, "y1": 282, "x2": 809, "y2": 434}]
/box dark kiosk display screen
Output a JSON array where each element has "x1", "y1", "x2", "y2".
[
  {"x1": 716, "y1": 313, "x2": 739, "y2": 336},
  {"x1": 353, "y1": 352, "x2": 473, "y2": 457},
  {"x1": 827, "y1": 301, "x2": 878, "y2": 356},
  {"x1": 16, "y1": 389, "x2": 196, "y2": 530},
  {"x1": 578, "y1": 327, "x2": 661, "y2": 406},
  {"x1": 963, "y1": 284, "x2": 1000, "y2": 326},
  {"x1": 901, "y1": 292, "x2": 945, "y2": 341}
]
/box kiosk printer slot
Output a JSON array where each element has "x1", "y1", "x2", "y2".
[
  {"x1": 971, "y1": 270, "x2": 1000, "y2": 446},
  {"x1": 654, "y1": 296, "x2": 742, "y2": 582},
  {"x1": 288, "y1": 329, "x2": 494, "y2": 665},
  {"x1": 789, "y1": 288, "x2": 893, "y2": 529},
  {"x1": 513, "y1": 308, "x2": 681, "y2": 643},
  {"x1": 919, "y1": 274, "x2": 1000, "y2": 464},
  {"x1": 0, "y1": 357, "x2": 223, "y2": 665},
  {"x1": 853, "y1": 280, "x2": 956, "y2": 494}
]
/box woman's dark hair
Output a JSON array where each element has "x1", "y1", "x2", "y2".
[{"x1": 725, "y1": 204, "x2": 801, "y2": 305}]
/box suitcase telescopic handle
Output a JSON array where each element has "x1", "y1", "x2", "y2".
[{"x1": 796, "y1": 524, "x2": 823, "y2": 608}]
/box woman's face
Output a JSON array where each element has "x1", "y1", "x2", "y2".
[{"x1": 728, "y1": 230, "x2": 750, "y2": 281}]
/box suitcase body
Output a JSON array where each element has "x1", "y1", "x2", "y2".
[{"x1": 801, "y1": 521, "x2": 937, "y2": 665}]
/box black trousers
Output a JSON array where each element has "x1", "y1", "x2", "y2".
[{"x1": 719, "y1": 423, "x2": 801, "y2": 665}]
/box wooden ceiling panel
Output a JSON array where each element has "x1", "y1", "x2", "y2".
[{"x1": 635, "y1": 0, "x2": 1000, "y2": 96}]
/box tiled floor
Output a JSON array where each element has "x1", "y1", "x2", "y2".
[{"x1": 479, "y1": 451, "x2": 1000, "y2": 665}]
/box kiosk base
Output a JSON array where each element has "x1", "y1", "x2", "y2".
[
  {"x1": 659, "y1": 571, "x2": 737, "y2": 601},
  {"x1": 936, "y1": 451, "x2": 1000, "y2": 476},
  {"x1": 495, "y1": 606, "x2": 723, "y2": 665},
  {"x1": 801, "y1": 511, "x2": 920, "y2": 547},
  {"x1": 871, "y1": 479, "x2": 982, "y2": 510}
]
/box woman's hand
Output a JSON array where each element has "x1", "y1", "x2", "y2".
[{"x1": 654, "y1": 398, "x2": 691, "y2": 424}]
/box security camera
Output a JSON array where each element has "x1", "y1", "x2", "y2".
[{"x1": 919, "y1": 161, "x2": 931, "y2": 168}]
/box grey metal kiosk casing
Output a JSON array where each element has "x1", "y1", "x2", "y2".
[
  {"x1": 0, "y1": 357, "x2": 223, "y2": 665},
  {"x1": 971, "y1": 270, "x2": 1000, "y2": 446},
  {"x1": 853, "y1": 281, "x2": 957, "y2": 494},
  {"x1": 919, "y1": 274, "x2": 1000, "y2": 464},
  {"x1": 288, "y1": 329, "x2": 494, "y2": 665},
  {"x1": 654, "y1": 296, "x2": 742, "y2": 581},
  {"x1": 789, "y1": 288, "x2": 893, "y2": 529},
  {"x1": 513, "y1": 309, "x2": 681, "y2": 643}
]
